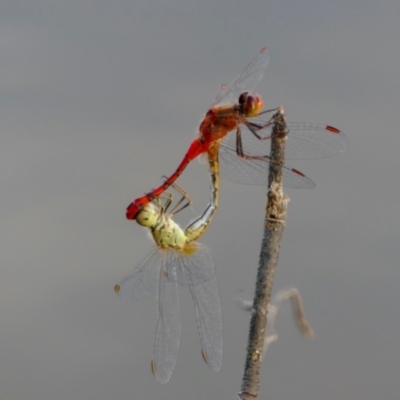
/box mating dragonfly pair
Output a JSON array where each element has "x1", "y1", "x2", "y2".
[{"x1": 115, "y1": 47, "x2": 348, "y2": 383}]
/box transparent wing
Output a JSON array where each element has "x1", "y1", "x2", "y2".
[
  {"x1": 182, "y1": 244, "x2": 223, "y2": 371},
  {"x1": 212, "y1": 47, "x2": 270, "y2": 107},
  {"x1": 218, "y1": 140, "x2": 316, "y2": 189},
  {"x1": 115, "y1": 246, "x2": 161, "y2": 300},
  {"x1": 224, "y1": 120, "x2": 349, "y2": 160},
  {"x1": 152, "y1": 250, "x2": 181, "y2": 384},
  {"x1": 165, "y1": 243, "x2": 216, "y2": 287},
  {"x1": 285, "y1": 123, "x2": 348, "y2": 159}
]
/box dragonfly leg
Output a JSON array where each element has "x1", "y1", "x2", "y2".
[
  {"x1": 236, "y1": 126, "x2": 276, "y2": 162},
  {"x1": 160, "y1": 176, "x2": 193, "y2": 216},
  {"x1": 245, "y1": 120, "x2": 273, "y2": 140},
  {"x1": 239, "y1": 126, "x2": 266, "y2": 160},
  {"x1": 152, "y1": 192, "x2": 174, "y2": 213},
  {"x1": 244, "y1": 107, "x2": 282, "y2": 140},
  {"x1": 236, "y1": 126, "x2": 247, "y2": 157},
  {"x1": 236, "y1": 127, "x2": 269, "y2": 160},
  {"x1": 258, "y1": 107, "x2": 280, "y2": 116}
]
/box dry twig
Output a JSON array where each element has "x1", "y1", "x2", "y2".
[{"x1": 239, "y1": 107, "x2": 289, "y2": 400}]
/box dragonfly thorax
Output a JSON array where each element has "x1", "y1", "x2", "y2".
[
  {"x1": 199, "y1": 105, "x2": 238, "y2": 142},
  {"x1": 151, "y1": 215, "x2": 187, "y2": 249}
]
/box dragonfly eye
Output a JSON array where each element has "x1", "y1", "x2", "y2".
[
  {"x1": 238, "y1": 92, "x2": 249, "y2": 105},
  {"x1": 136, "y1": 205, "x2": 158, "y2": 227},
  {"x1": 241, "y1": 92, "x2": 263, "y2": 117}
]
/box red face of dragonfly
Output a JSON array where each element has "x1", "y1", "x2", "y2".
[{"x1": 238, "y1": 92, "x2": 264, "y2": 117}]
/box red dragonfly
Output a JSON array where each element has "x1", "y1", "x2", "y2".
[{"x1": 127, "y1": 48, "x2": 348, "y2": 220}]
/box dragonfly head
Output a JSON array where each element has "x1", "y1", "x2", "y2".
[
  {"x1": 238, "y1": 92, "x2": 263, "y2": 117},
  {"x1": 126, "y1": 196, "x2": 151, "y2": 220},
  {"x1": 135, "y1": 203, "x2": 159, "y2": 227}
]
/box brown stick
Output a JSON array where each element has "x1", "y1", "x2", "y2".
[{"x1": 239, "y1": 106, "x2": 289, "y2": 400}]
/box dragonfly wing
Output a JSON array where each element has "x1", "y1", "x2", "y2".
[
  {"x1": 224, "y1": 119, "x2": 348, "y2": 160},
  {"x1": 165, "y1": 242, "x2": 216, "y2": 287},
  {"x1": 115, "y1": 246, "x2": 161, "y2": 300},
  {"x1": 183, "y1": 244, "x2": 223, "y2": 371},
  {"x1": 212, "y1": 48, "x2": 270, "y2": 107},
  {"x1": 285, "y1": 123, "x2": 348, "y2": 159},
  {"x1": 218, "y1": 141, "x2": 316, "y2": 189},
  {"x1": 152, "y1": 250, "x2": 181, "y2": 384}
]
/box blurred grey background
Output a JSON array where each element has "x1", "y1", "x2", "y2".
[{"x1": 1, "y1": 1, "x2": 399, "y2": 399}]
